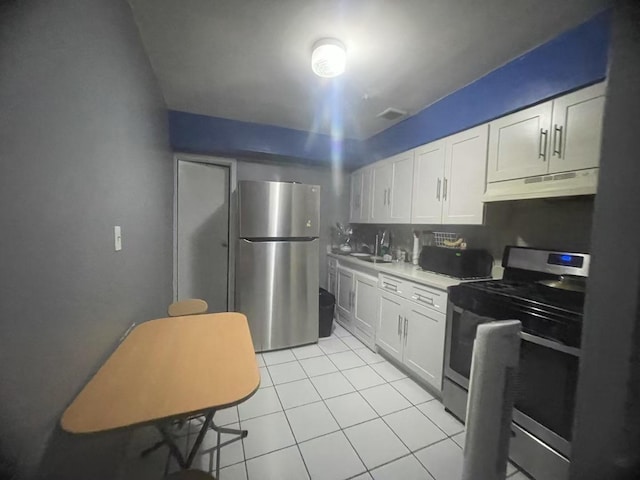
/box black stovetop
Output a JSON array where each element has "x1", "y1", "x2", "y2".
[
  {"x1": 463, "y1": 279, "x2": 586, "y2": 315},
  {"x1": 449, "y1": 270, "x2": 586, "y2": 348}
]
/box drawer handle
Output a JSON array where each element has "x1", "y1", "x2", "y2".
[
  {"x1": 412, "y1": 294, "x2": 434, "y2": 305},
  {"x1": 383, "y1": 282, "x2": 400, "y2": 293}
]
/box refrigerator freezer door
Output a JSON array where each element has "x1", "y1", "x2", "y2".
[
  {"x1": 239, "y1": 181, "x2": 320, "y2": 239},
  {"x1": 236, "y1": 238, "x2": 319, "y2": 351}
]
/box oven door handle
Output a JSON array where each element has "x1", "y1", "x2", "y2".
[{"x1": 520, "y1": 332, "x2": 581, "y2": 357}]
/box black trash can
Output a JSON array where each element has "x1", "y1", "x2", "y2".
[{"x1": 319, "y1": 288, "x2": 335, "y2": 338}]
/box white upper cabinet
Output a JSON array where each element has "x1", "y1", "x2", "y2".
[
  {"x1": 411, "y1": 125, "x2": 488, "y2": 225},
  {"x1": 487, "y1": 101, "x2": 553, "y2": 182},
  {"x1": 360, "y1": 168, "x2": 372, "y2": 222},
  {"x1": 370, "y1": 152, "x2": 414, "y2": 224},
  {"x1": 388, "y1": 151, "x2": 414, "y2": 223},
  {"x1": 549, "y1": 82, "x2": 606, "y2": 174},
  {"x1": 442, "y1": 124, "x2": 488, "y2": 224},
  {"x1": 349, "y1": 168, "x2": 372, "y2": 223},
  {"x1": 371, "y1": 161, "x2": 392, "y2": 223},
  {"x1": 411, "y1": 140, "x2": 446, "y2": 224},
  {"x1": 349, "y1": 82, "x2": 605, "y2": 224},
  {"x1": 349, "y1": 170, "x2": 363, "y2": 223},
  {"x1": 487, "y1": 82, "x2": 606, "y2": 183}
]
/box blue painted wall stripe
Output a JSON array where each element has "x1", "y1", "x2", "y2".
[
  {"x1": 168, "y1": 10, "x2": 610, "y2": 169},
  {"x1": 169, "y1": 110, "x2": 362, "y2": 166},
  {"x1": 365, "y1": 10, "x2": 611, "y2": 162}
]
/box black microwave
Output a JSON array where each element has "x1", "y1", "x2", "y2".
[{"x1": 418, "y1": 246, "x2": 493, "y2": 279}]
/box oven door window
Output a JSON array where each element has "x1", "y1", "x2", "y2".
[
  {"x1": 449, "y1": 308, "x2": 493, "y2": 379},
  {"x1": 516, "y1": 339, "x2": 579, "y2": 441}
]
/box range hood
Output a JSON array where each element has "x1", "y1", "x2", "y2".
[{"x1": 483, "y1": 168, "x2": 598, "y2": 202}]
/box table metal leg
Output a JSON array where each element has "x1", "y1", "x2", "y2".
[
  {"x1": 209, "y1": 420, "x2": 248, "y2": 478},
  {"x1": 152, "y1": 409, "x2": 248, "y2": 476}
]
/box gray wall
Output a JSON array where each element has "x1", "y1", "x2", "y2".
[
  {"x1": 0, "y1": 0, "x2": 173, "y2": 478},
  {"x1": 570, "y1": 1, "x2": 640, "y2": 478},
  {"x1": 236, "y1": 159, "x2": 351, "y2": 287}
]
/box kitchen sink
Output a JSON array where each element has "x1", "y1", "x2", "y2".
[{"x1": 359, "y1": 256, "x2": 392, "y2": 264}]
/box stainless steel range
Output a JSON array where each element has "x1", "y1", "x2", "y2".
[{"x1": 444, "y1": 246, "x2": 589, "y2": 480}]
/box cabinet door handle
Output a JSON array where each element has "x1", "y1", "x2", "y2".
[
  {"x1": 397, "y1": 315, "x2": 402, "y2": 336},
  {"x1": 539, "y1": 128, "x2": 549, "y2": 161},
  {"x1": 404, "y1": 317, "x2": 408, "y2": 341},
  {"x1": 383, "y1": 189, "x2": 387, "y2": 205},
  {"x1": 553, "y1": 125, "x2": 563, "y2": 158},
  {"x1": 387, "y1": 188, "x2": 392, "y2": 205},
  {"x1": 436, "y1": 178, "x2": 441, "y2": 201},
  {"x1": 443, "y1": 178, "x2": 448, "y2": 201}
]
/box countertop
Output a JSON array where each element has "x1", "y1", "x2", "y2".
[{"x1": 327, "y1": 252, "x2": 503, "y2": 290}]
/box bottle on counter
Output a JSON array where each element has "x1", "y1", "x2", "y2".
[{"x1": 412, "y1": 231, "x2": 420, "y2": 266}]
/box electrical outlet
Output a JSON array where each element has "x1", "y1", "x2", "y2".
[{"x1": 114, "y1": 226, "x2": 122, "y2": 251}]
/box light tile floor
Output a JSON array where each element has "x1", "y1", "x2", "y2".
[{"x1": 120, "y1": 324, "x2": 528, "y2": 480}]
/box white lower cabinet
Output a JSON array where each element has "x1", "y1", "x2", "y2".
[
  {"x1": 352, "y1": 273, "x2": 379, "y2": 346},
  {"x1": 403, "y1": 303, "x2": 446, "y2": 388},
  {"x1": 336, "y1": 266, "x2": 354, "y2": 317},
  {"x1": 327, "y1": 258, "x2": 337, "y2": 296},
  {"x1": 334, "y1": 264, "x2": 379, "y2": 349},
  {"x1": 376, "y1": 276, "x2": 447, "y2": 391},
  {"x1": 377, "y1": 292, "x2": 405, "y2": 361}
]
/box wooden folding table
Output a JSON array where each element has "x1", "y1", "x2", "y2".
[{"x1": 61, "y1": 313, "x2": 260, "y2": 477}]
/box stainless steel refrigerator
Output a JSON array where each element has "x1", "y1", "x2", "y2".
[{"x1": 236, "y1": 180, "x2": 320, "y2": 352}]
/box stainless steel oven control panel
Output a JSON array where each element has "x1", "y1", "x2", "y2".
[{"x1": 504, "y1": 246, "x2": 590, "y2": 277}]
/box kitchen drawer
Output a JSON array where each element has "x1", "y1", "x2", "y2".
[
  {"x1": 379, "y1": 274, "x2": 447, "y2": 314},
  {"x1": 407, "y1": 283, "x2": 447, "y2": 314},
  {"x1": 378, "y1": 274, "x2": 409, "y2": 298}
]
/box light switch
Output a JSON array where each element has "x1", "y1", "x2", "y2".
[{"x1": 114, "y1": 226, "x2": 122, "y2": 251}]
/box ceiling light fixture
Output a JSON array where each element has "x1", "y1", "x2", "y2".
[{"x1": 311, "y1": 38, "x2": 346, "y2": 78}]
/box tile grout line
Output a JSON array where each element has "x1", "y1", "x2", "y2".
[
  {"x1": 332, "y1": 331, "x2": 430, "y2": 478},
  {"x1": 309, "y1": 331, "x2": 438, "y2": 477},
  {"x1": 323, "y1": 331, "x2": 463, "y2": 478},
  {"x1": 268, "y1": 368, "x2": 314, "y2": 480},
  {"x1": 219, "y1": 331, "x2": 470, "y2": 479},
  {"x1": 301, "y1": 348, "x2": 373, "y2": 480}
]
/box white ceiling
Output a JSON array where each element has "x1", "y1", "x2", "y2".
[{"x1": 128, "y1": 0, "x2": 609, "y2": 140}]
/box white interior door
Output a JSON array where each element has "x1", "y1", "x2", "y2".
[{"x1": 177, "y1": 160, "x2": 230, "y2": 312}]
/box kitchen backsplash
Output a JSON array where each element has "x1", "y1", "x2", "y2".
[{"x1": 349, "y1": 196, "x2": 594, "y2": 261}]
